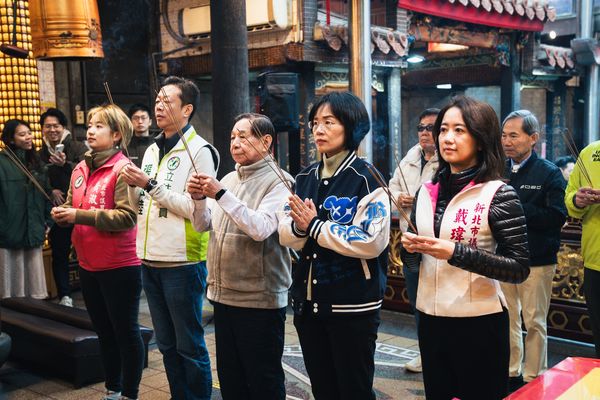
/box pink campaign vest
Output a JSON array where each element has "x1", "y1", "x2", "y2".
[{"x1": 70, "y1": 152, "x2": 140, "y2": 271}]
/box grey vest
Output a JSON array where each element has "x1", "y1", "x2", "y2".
[{"x1": 207, "y1": 158, "x2": 293, "y2": 309}]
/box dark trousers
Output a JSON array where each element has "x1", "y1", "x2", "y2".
[
  {"x1": 418, "y1": 309, "x2": 509, "y2": 400},
  {"x1": 403, "y1": 265, "x2": 420, "y2": 327},
  {"x1": 294, "y1": 311, "x2": 380, "y2": 400},
  {"x1": 213, "y1": 302, "x2": 286, "y2": 400},
  {"x1": 584, "y1": 267, "x2": 600, "y2": 357},
  {"x1": 49, "y1": 224, "x2": 73, "y2": 297},
  {"x1": 79, "y1": 266, "x2": 144, "y2": 399}
]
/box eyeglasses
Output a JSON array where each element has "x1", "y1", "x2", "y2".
[
  {"x1": 417, "y1": 124, "x2": 434, "y2": 132},
  {"x1": 43, "y1": 124, "x2": 62, "y2": 130},
  {"x1": 132, "y1": 115, "x2": 149, "y2": 122},
  {"x1": 308, "y1": 120, "x2": 338, "y2": 131}
]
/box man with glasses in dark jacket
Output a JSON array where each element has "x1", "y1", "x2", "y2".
[
  {"x1": 500, "y1": 110, "x2": 567, "y2": 392},
  {"x1": 39, "y1": 108, "x2": 87, "y2": 307}
]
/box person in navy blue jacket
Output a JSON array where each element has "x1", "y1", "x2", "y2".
[
  {"x1": 279, "y1": 92, "x2": 391, "y2": 400},
  {"x1": 500, "y1": 110, "x2": 567, "y2": 391}
]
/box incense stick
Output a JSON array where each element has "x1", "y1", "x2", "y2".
[
  {"x1": 562, "y1": 129, "x2": 593, "y2": 187},
  {"x1": 241, "y1": 132, "x2": 293, "y2": 195},
  {"x1": 103, "y1": 81, "x2": 131, "y2": 158},
  {"x1": 247, "y1": 119, "x2": 294, "y2": 194},
  {"x1": 366, "y1": 163, "x2": 416, "y2": 232},
  {"x1": 103, "y1": 82, "x2": 114, "y2": 104},
  {"x1": 393, "y1": 151, "x2": 410, "y2": 196},
  {"x1": 155, "y1": 89, "x2": 199, "y2": 174},
  {"x1": 1, "y1": 146, "x2": 52, "y2": 202}
]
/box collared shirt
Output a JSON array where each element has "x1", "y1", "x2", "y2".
[
  {"x1": 510, "y1": 152, "x2": 533, "y2": 173},
  {"x1": 156, "y1": 123, "x2": 191, "y2": 161}
]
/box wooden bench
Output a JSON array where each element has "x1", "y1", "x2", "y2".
[{"x1": 0, "y1": 298, "x2": 153, "y2": 387}]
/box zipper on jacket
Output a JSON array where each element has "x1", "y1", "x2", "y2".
[{"x1": 141, "y1": 136, "x2": 192, "y2": 260}]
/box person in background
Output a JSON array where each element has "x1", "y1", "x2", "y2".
[
  {"x1": 188, "y1": 113, "x2": 293, "y2": 400},
  {"x1": 127, "y1": 104, "x2": 154, "y2": 168},
  {"x1": 0, "y1": 119, "x2": 50, "y2": 300},
  {"x1": 500, "y1": 110, "x2": 567, "y2": 391},
  {"x1": 51, "y1": 104, "x2": 144, "y2": 400},
  {"x1": 39, "y1": 108, "x2": 87, "y2": 307},
  {"x1": 564, "y1": 140, "x2": 600, "y2": 358},
  {"x1": 279, "y1": 92, "x2": 391, "y2": 400},
  {"x1": 401, "y1": 96, "x2": 530, "y2": 400},
  {"x1": 121, "y1": 76, "x2": 219, "y2": 400},
  {"x1": 554, "y1": 155, "x2": 576, "y2": 182},
  {"x1": 388, "y1": 107, "x2": 439, "y2": 373}
]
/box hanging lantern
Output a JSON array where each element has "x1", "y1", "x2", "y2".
[
  {"x1": 0, "y1": 0, "x2": 42, "y2": 150},
  {"x1": 29, "y1": 0, "x2": 103, "y2": 59}
]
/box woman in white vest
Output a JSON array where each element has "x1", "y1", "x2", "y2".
[
  {"x1": 187, "y1": 113, "x2": 293, "y2": 400},
  {"x1": 401, "y1": 96, "x2": 530, "y2": 400}
]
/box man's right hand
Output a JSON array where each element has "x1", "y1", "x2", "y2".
[
  {"x1": 51, "y1": 189, "x2": 65, "y2": 206},
  {"x1": 398, "y1": 194, "x2": 415, "y2": 209}
]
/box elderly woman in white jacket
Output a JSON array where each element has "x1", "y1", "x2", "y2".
[{"x1": 187, "y1": 113, "x2": 293, "y2": 400}]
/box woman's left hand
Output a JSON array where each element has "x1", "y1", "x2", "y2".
[
  {"x1": 401, "y1": 232, "x2": 455, "y2": 260},
  {"x1": 51, "y1": 206, "x2": 77, "y2": 225},
  {"x1": 288, "y1": 194, "x2": 317, "y2": 232}
]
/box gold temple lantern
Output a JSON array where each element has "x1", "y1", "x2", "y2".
[
  {"x1": 29, "y1": 0, "x2": 103, "y2": 59},
  {"x1": 0, "y1": 1, "x2": 42, "y2": 149}
]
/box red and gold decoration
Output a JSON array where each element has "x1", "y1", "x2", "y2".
[
  {"x1": 0, "y1": 0, "x2": 42, "y2": 149},
  {"x1": 506, "y1": 357, "x2": 600, "y2": 399}
]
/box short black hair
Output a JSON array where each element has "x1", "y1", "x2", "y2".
[
  {"x1": 162, "y1": 76, "x2": 200, "y2": 119},
  {"x1": 308, "y1": 91, "x2": 370, "y2": 152},
  {"x1": 418, "y1": 108, "x2": 440, "y2": 121},
  {"x1": 432, "y1": 96, "x2": 505, "y2": 184},
  {"x1": 128, "y1": 103, "x2": 152, "y2": 119},
  {"x1": 40, "y1": 108, "x2": 68, "y2": 127},
  {"x1": 554, "y1": 155, "x2": 575, "y2": 169}
]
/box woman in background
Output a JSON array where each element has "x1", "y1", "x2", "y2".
[
  {"x1": 52, "y1": 104, "x2": 143, "y2": 400},
  {"x1": 0, "y1": 119, "x2": 49, "y2": 299}
]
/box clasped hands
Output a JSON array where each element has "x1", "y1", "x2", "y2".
[
  {"x1": 51, "y1": 207, "x2": 77, "y2": 226},
  {"x1": 287, "y1": 195, "x2": 317, "y2": 232},
  {"x1": 187, "y1": 173, "x2": 223, "y2": 200},
  {"x1": 401, "y1": 232, "x2": 455, "y2": 261},
  {"x1": 575, "y1": 187, "x2": 600, "y2": 208}
]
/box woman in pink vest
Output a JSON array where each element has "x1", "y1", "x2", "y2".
[
  {"x1": 51, "y1": 104, "x2": 143, "y2": 400},
  {"x1": 401, "y1": 96, "x2": 530, "y2": 400}
]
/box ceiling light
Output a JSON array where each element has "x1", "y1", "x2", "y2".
[
  {"x1": 407, "y1": 54, "x2": 425, "y2": 63},
  {"x1": 436, "y1": 84, "x2": 452, "y2": 89},
  {"x1": 549, "y1": 30, "x2": 557, "y2": 40}
]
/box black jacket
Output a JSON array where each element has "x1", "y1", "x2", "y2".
[
  {"x1": 402, "y1": 166, "x2": 530, "y2": 284},
  {"x1": 505, "y1": 152, "x2": 567, "y2": 266},
  {"x1": 39, "y1": 134, "x2": 87, "y2": 194},
  {"x1": 127, "y1": 134, "x2": 156, "y2": 168},
  {"x1": 289, "y1": 152, "x2": 390, "y2": 316}
]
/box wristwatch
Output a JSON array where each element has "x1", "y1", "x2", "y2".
[
  {"x1": 144, "y1": 178, "x2": 158, "y2": 193},
  {"x1": 215, "y1": 188, "x2": 227, "y2": 201}
]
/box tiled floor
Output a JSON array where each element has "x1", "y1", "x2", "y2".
[{"x1": 0, "y1": 291, "x2": 595, "y2": 400}]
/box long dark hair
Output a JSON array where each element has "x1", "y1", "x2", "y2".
[
  {"x1": 308, "y1": 91, "x2": 370, "y2": 151},
  {"x1": 432, "y1": 96, "x2": 505, "y2": 184},
  {"x1": 1, "y1": 119, "x2": 41, "y2": 171}
]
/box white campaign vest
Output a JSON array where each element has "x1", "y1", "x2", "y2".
[
  {"x1": 415, "y1": 180, "x2": 507, "y2": 317},
  {"x1": 136, "y1": 126, "x2": 215, "y2": 262}
]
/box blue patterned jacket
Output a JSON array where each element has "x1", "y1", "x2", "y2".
[{"x1": 279, "y1": 151, "x2": 391, "y2": 316}]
